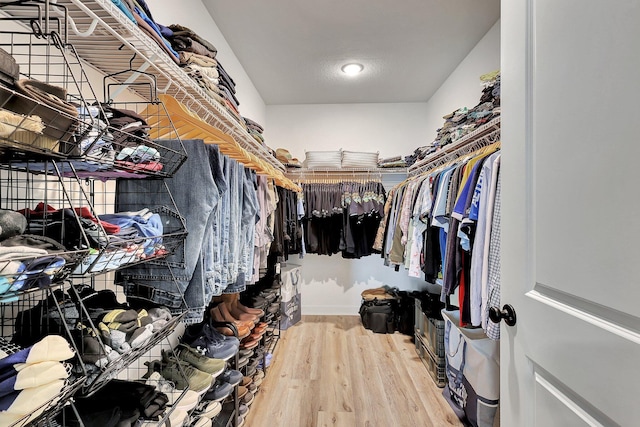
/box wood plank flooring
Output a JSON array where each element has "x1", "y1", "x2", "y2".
[{"x1": 244, "y1": 315, "x2": 463, "y2": 427}]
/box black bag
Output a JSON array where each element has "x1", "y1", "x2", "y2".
[
  {"x1": 391, "y1": 290, "x2": 418, "y2": 336},
  {"x1": 418, "y1": 290, "x2": 446, "y2": 320},
  {"x1": 359, "y1": 299, "x2": 396, "y2": 334}
]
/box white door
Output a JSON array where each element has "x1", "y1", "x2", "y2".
[{"x1": 500, "y1": 1, "x2": 640, "y2": 426}]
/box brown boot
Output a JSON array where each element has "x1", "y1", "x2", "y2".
[
  {"x1": 217, "y1": 301, "x2": 254, "y2": 329},
  {"x1": 210, "y1": 305, "x2": 250, "y2": 339},
  {"x1": 226, "y1": 293, "x2": 259, "y2": 323},
  {"x1": 234, "y1": 293, "x2": 265, "y2": 317}
]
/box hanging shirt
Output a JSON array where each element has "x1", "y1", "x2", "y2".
[
  {"x1": 469, "y1": 152, "x2": 501, "y2": 326},
  {"x1": 408, "y1": 175, "x2": 434, "y2": 277},
  {"x1": 431, "y1": 166, "x2": 457, "y2": 231},
  {"x1": 485, "y1": 171, "x2": 501, "y2": 340},
  {"x1": 480, "y1": 154, "x2": 501, "y2": 328}
]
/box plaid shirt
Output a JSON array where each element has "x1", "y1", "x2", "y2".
[{"x1": 485, "y1": 173, "x2": 501, "y2": 340}]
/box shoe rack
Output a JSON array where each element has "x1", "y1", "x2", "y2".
[{"x1": 1, "y1": 0, "x2": 293, "y2": 424}]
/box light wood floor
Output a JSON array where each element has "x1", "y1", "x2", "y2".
[{"x1": 244, "y1": 315, "x2": 463, "y2": 427}]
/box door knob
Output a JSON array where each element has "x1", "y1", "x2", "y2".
[{"x1": 488, "y1": 304, "x2": 517, "y2": 326}]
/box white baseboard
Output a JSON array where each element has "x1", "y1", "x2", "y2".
[{"x1": 302, "y1": 305, "x2": 359, "y2": 316}]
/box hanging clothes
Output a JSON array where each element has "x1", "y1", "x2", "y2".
[
  {"x1": 301, "y1": 181, "x2": 385, "y2": 259},
  {"x1": 378, "y1": 141, "x2": 501, "y2": 334}
]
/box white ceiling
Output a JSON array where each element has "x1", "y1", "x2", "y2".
[{"x1": 202, "y1": 0, "x2": 500, "y2": 105}]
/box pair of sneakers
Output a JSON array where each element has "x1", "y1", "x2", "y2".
[
  {"x1": 202, "y1": 368, "x2": 243, "y2": 402},
  {"x1": 181, "y1": 320, "x2": 239, "y2": 361},
  {"x1": 145, "y1": 356, "x2": 210, "y2": 396}
]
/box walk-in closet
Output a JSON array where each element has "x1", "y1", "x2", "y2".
[{"x1": 0, "y1": 1, "x2": 637, "y2": 426}]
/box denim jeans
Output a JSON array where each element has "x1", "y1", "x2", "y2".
[
  {"x1": 219, "y1": 158, "x2": 232, "y2": 287},
  {"x1": 221, "y1": 157, "x2": 244, "y2": 287},
  {"x1": 224, "y1": 169, "x2": 259, "y2": 293},
  {"x1": 117, "y1": 140, "x2": 224, "y2": 324}
]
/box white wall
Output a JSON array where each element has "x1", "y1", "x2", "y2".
[
  {"x1": 265, "y1": 102, "x2": 430, "y2": 161},
  {"x1": 266, "y1": 103, "x2": 432, "y2": 315},
  {"x1": 422, "y1": 19, "x2": 501, "y2": 143},
  {"x1": 268, "y1": 20, "x2": 501, "y2": 316},
  {"x1": 151, "y1": 0, "x2": 267, "y2": 125}
]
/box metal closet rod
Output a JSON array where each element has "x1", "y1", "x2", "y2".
[
  {"x1": 285, "y1": 168, "x2": 390, "y2": 183},
  {"x1": 409, "y1": 128, "x2": 501, "y2": 177},
  {"x1": 408, "y1": 116, "x2": 501, "y2": 175}
]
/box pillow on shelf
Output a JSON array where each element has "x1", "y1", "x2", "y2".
[
  {"x1": 304, "y1": 150, "x2": 342, "y2": 169},
  {"x1": 341, "y1": 150, "x2": 379, "y2": 169}
]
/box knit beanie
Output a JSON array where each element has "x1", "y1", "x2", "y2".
[
  {"x1": 0, "y1": 210, "x2": 27, "y2": 241},
  {"x1": 0, "y1": 361, "x2": 68, "y2": 398},
  {"x1": 0, "y1": 335, "x2": 73, "y2": 369},
  {"x1": 0, "y1": 379, "x2": 65, "y2": 415}
]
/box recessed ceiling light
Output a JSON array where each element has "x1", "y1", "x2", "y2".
[{"x1": 341, "y1": 63, "x2": 364, "y2": 76}]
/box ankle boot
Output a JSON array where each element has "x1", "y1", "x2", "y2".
[
  {"x1": 217, "y1": 302, "x2": 254, "y2": 330},
  {"x1": 210, "y1": 305, "x2": 250, "y2": 339},
  {"x1": 226, "y1": 295, "x2": 258, "y2": 323},
  {"x1": 234, "y1": 293, "x2": 265, "y2": 317}
]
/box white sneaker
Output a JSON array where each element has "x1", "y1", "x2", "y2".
[
  {"x1": 194, "y1": 400, "x2": 222, "y2": 419},
  {"x1": 145, "y1": 372, "x2": 199, "y2": 412}
]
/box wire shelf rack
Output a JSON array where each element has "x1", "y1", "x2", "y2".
[
  {"x1": 0, "y1": 1, "x2": 107, "y2": 160},
  {"x1": 0, "y1": 161, "x2": 106, "y2": 302},
  {"x1": 0, "y1": 284, "x2": 87, "y2": 427},
  {"x1": 45, "y1": 0, "x2": 284, "y2": 172}
]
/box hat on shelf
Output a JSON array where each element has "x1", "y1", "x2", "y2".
[
  {"x1": 275, "y1": 148, "x2": 292, "y2": 163},
  {"x1": 276, "y1": 148, "x2": 302, "y2": 168}
]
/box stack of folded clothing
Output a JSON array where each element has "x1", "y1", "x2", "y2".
[
  {"x1": 1, "y1": 46, "x2": 79, "y2": 152},
  {"x1": 162, "y1": 24, "x2": 229, "y2": 111},
  {"x1": 0, "y1": 335, "x2": 75, "y2": 426},
  {"x1": 406, "y1": 71, "x2": 501, "y2": 167},
  {"x1": 49, "y1": 103, "x2": 166, "y2": 175},
  {"x1": 61, "y1": 379, "x2": 170, "y2": 427},
  {"x1": 103, "y1": 105, "x2": 165, "y2": 173},
  {"x1": 0, "y1": 209, "x2": 73, "y2": 300},
  {"x1": 243, "y1": 116, "x2": 265, "y2": 145},
  {"x1": 73, "y1": 207, "x2": 166, "y2": 274},
  {"x1": 72, "y1": 104, "x2": 115, "y2": 171},
  {"x1": 216, "y1": 61, "x2": 243, "y2": 124},
  {"x1": 18, "y1": 203, "x2": 109, "y2": 251},
  {"x1": 161, "y1": 22, "x2": 245, "y2": 126},
  {"x1": 378, "y1": 155, "x2": 407, "y2": 168},
  {"x1": 112, "y1": 0, "x2": 179, "y2": 65},
  {"x1": 275, "y1": 148, "x2": 302, "y2": 168}
]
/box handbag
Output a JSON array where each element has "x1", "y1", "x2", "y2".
[{"x1": 442, "y1": 309, "x2": 499, "y2": 427}]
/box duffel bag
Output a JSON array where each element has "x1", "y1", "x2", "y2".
[{"x1": 359, "y1": 299, "x2": 396, "y2": 334}]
